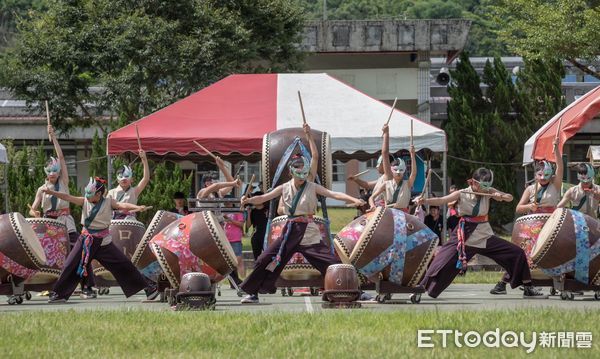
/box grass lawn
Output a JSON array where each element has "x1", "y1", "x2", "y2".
[{"x1": 1, "y1": 309, "x2": 597, "y2": 358}]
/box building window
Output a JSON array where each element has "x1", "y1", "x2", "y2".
[
  {"x1": 332, "y1": 160, "x2": 345, "y2": 182},
  {"x1": 366, "y1": 158, "x2": 377, "y2": 169}
]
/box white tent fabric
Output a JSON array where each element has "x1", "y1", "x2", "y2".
[
  {"x1": 0, "y1": 143, "x2": 7, "y2": 164},
  {"x1": 277, "y1": 74, "x2": 447, "y2": 153}
]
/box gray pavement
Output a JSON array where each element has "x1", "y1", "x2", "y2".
[{"x1": 1, "y1": 284, "x2": 600, "y2": 313}]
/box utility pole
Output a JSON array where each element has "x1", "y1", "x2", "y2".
[{"x1": 323, "y1": 0, "x2": 327, "y2": 20}]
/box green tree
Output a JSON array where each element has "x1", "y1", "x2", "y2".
[
  {"x1": 492, "y1": 0, "x2": 600, "y2": 79},
  {"x1": 0, "y1": 0, "x2": 46, "y2": 49},
  {"x1": 0, "y1": 0, "x2": 305, "y2": 131},
  {"x1": 443, "y1": 52, "x2": 564, "y2": 225}
]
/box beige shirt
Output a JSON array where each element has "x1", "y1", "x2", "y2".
[
  {"x1": 456, "y1": 187, "x2": 494, "y2": 248},
  {"x1": 383, "y1": 179, "x2": 411, "y2": 209},
  {"x1": 107, "y1": 185, "x2": 138, "y2": 205},
  {"x1": 527, "y1": 183, "x2": 560, "y2": 208},
  {"x1": 371, "y1": 175, "x2": 387, "y2": 204},
  {"x1": 564, "y1": 184, "x2": 600, "y2": 218},
  {"x1": 37, "y1": 178, "x2": 76, "y2": 233},
  {"x1": 281, "y1": 180, "x2": 321, "y2": 246},
  {"x1": 81, "y1": 197, "x2": 113, "y2": 245}
]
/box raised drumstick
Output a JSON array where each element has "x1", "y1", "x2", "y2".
[
  {"x1": 351, "y1": 169, "x2": 371, "y2": 178},
  {"x1": 135, "y1": 124, "x2": 142, "y2": 150},
  {"x1": 385, "y1": 97, "x2": 398, "y2": 126},
  {"x1": 193, "y1": 140, "x2": 218, "y2": 160},
  {"x1": 297, "y1": 91, "x2": 307, "y2": 125},
  {"x1": 45, "y1": 100, "x2": 51, "y2": 141}
]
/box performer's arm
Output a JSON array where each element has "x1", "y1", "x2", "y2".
[
  {"x1": 277, "y1": 197, "x2": 285, "y2": 215},
  {"x1": 381, "y1": 124, "x2": 392, "y2": 181},
  {"x1": 111, "y1": 197, "x2": 145, "y2": 212},
  {"x1": 490, "y1": 189, "x2": 513, "y2": 202},
  {"x1": 198, "y1": 179, "x2": 241, "y2": 199},
  {"x1": 41, "y1": 188, "x2": 84, "y2": 206},
  {"x1": 134, "y1": 149, "x2": 150, "y2": 196},
  {"x1": 30, "y1": 189, "x2": 43, "y2": 217},
  {"x1": 419, "y1": 190, "x2": 461, "y2": 207},
  {"x1": 314, "y1": 185, "x2": 365, "y2": 207},
  {"x1": 516, "y1": 187, "x2": 536, "y2": 214},
  {"x1": 49, "y1": 125, "x2": 69, "y2": 186},
  {"x1": 348, "y1": 177, "x2": 377, "y2": 190},
  {"x1": 407, "y1": 145, "x2": 417, "y2": 189},
  {"x1": 368, "y1": 183, "x2": 386, "y2": 209},
  {"x1": 242, "y1": 186, "x2": 284, "y2": 206},
  {"x1": 557, "y1": 188, "x2": 573, "y2": 208},
  {"x1": 304, "y1": 123, "x2": 319, "y2": 182},
  {"x1": 552, "y1": 139, "x2": 563, "y2": 191}
]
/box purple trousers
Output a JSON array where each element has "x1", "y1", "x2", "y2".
[
  {"x1": 67, "y1": 231, "x2": 95, "y2": 288},
  {"x1": 241, "y1": 221, "x2": 340, "y2": 295},
  {"x1": 54, "y1": 233, "x2": 148, "y2": 299},
  {"x1": 420, "y1": 223, "x2": 531, "y2": 298}
]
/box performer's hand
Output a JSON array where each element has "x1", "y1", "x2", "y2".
[
  {"x1": 215, "y1": 156, "x2": 225, "y2": 168},
  {"x1": 409, "y1": 144, "x2": 416, "y2": 155},
  {"x1": 240, "y1": 195, "x2": 250, "y2": 206},
  {"x1": 29, "y1": 208, "x2": 41, "y2": 218},
  {"x1": 367, "y1": 205, "x2": 376, "y2": 212},
  {"x1": 347, "y1": 175, "x2": 356, "y2": 181},
  {"x1": 41, "y1": 187, "x2": 56, "y2": 196},
  {"x1": 382, "y1": 124, "x2": 389, "y2": 134},
  {"x1": 529, "y1": 203, "x2": 538, "y2": 212},
  {"x1": 232, "y1": 178, "x2": 242, "y2": 188},
  {"x1": 138, "y1": 149, "x2": 146, "y2": 160},
  {"x1": 303, "y1": 122, "x2": 311, "y2": 135},
  {"x1": 553, "y1": 138, "x2": 559, "y2": 151},
  {"x1": 415, "y1": 195, "x2": 426, "y2": 206}
]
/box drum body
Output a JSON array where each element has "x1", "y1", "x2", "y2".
[
  {"x1": 0, "y1": 213, "x2": 46, "y2": 280},
  {"x1": 267, "y1": 215, "x2": 329, "y2": 281},
  {"x1": 262, "y1": 128, "x2": 332, "y2": 191},
  {"x1": 150, "y1": 212, "x2": 237, "y2": 287},
  {"x1": 132, "y1": 210, "x2": 182, "y2": 281},
  {"x1": 92, "y1": 219, "x2": 146, "y2": 281},
  {"x1": 532, "y1": 208, "x2": 600, "y2": 284},
  {"x1": 323, "y1": 264, "x2": 360, "y2": 302},
  {"x1": 511, "y1": 213, "x2": 552, "y2": 280},
  {"x1": 349, "y1": 207, "x2": 439, "y2": 287},
  {"x1": 25, "y1": 218, "x2": 69, "y2": 284}
]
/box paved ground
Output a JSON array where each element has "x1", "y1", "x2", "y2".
[{"x1": 1, "y1": 284, "x2": 600, "y2": 313}]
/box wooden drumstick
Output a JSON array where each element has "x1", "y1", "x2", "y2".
[
  {"x1": 45, "y1": 100, "x2": 52, "y2": 141},
  {"x1": 297, "y1": 91, "x2": 307, "y2": 125},
  {"x1": 132, "y1": 206, "x2": 153, "y2": 213},
  {"x1": 240, "y1": 174, "x2": 256, "y2": 209},
  {"x1": 420, "y1": 168, "x2": 431, "y2": 198},
  {"x1": 385, "y1": 97, "x2": 398, "y2": 126},
  {"x1": 135, "y1": 124, "x2": 142, "y2": 150},
  {"x1": 193, "y1": 140, "x2": 218, "y2": 160},
  {"x1": 410, "y1": 119, "x2": 414, "y2": 148},
  {"x1": 351, "y1": 169, "x2": 371, "y2": 178},
  {"x1": 460, "y1": 190, "x2": 496, "y2": 197}
]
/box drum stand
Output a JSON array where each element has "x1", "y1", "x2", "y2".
[
  {"x1": 373, "y1": 281, "x2": 425, "y2": 304},
  {"x1": 551, "y1": 275, "x2": 600, "y2": 301},
  {"x1": 0, "y1": 275, "x2": 52, "y2": 305},
  {"x1": 276, "y1": 278, "x2": 323, "y2": 297}
]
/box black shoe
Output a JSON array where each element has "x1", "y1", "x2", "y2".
[
  {"x1": 80, "y1": 287, "x2": 97, "y2": 299},
  {"x1": 490, "y1": 281, "x2": 507, "y2": 295},
  {"x1": 523, "y1": 286, "x2": 548, "y2": 299},
  {"x1": 144, "y1": 284, "x2": 159, "y2": 301},
  {"x1": 48, "y1": 292, "x2": 67, "y2": 304}
]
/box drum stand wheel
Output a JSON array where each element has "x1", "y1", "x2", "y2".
[
  {"x1": 7, "y1": 277, "x2": 26, "y2": 305},
  {"x1": 549, "y1": 287, "x2": 557, "y2": 296},
  {"x1": 560, "y1": 291, "x2": 575, "y2": 301},
  {"x1": 310, "y1": 287, "x2": 320, "y2": 296},
  {"x1": 97, "y1": 287, "x2": 110, "y2": 295},
  {"x1": 375, "y1": 293, "x2": 392, "y2": 304},
  {"x1": 409, "y1": 293, "x2": 422, "y2": 304},
  {"x1": 7, "y1": 295, "x2": 24, "y2": 305},
  {"x1": 594, "y1": 291, "x2": 600, "y2": 301},
  {"x1": 24, "y1": 291, "x2": 32, "y2": 301}
]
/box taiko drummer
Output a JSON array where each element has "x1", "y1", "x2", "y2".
[
  {"x1": 557, "y1": 163, "x2": 600, "y2": 218},
  {"x1": 107, "y1": 149, "x2": 150, "y2": 220}
]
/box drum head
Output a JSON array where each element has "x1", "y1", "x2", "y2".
[
  {"x1": 10, "y1": 213, "x2": 46, "y2": 267},
  {"x1": 201, "y1": 211, "x2": 238, "y2": 273},
  {"x1": 530, "y1": 208, "x2": 567, "y2": 264},
  {"x1": 132, "y1": 210, "x2": 179, "y2": 267}
]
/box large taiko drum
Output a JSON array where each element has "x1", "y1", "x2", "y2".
[
  {"x1": 267, "y1": 215, "x2": 330, "y2": 281},
  {"x1": 334, "y1": 211, "x2": 380, "y2": 285},
  {"x1": 92, "y1": 219, "x2": 146, "y2": 281},
  {"x1": 349, "y1": 207, "x2": 439, "y2": 287},
  {"x1": 131, "y1": 210, "x2": 182, "y2": 280},
  {"x1": 511, "y1": 213, "x2": 553, "y2": 280},
  {"x1": 531, "y1": 208, "x2": 600, "y2": 285},
  {"x1": 25, "y1": 217, "x2": 69, "y2": 284},
  {"x1": 150, "y1": 211, "x2": 237, "y2": 287},
  {"x1": 261, "y1": 127, "x2": 332, "y2": 191},
  {"x1": 0, "y1": 213, "x2": 46, "y2": 281}
]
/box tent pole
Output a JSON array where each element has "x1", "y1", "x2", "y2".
[
  {"x1": 107, "y1": 156, "x2": 113, "y2": 187},
  {"x1": 442, "y1": 151, "x2": 447, "y2": 244},
  {"x1": 3, "y1": 165, "x2": 7, "y2": 214}
]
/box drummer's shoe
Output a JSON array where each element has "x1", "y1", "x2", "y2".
[
  {"x1": 523, "y1": 286, "x2": 548, "y2": 299},
  {"x1": 359, "y1": 291, "x2": 375, "y2": 301},
  {"x1": 490, "y1": 281, "x2": 507, "y2": 295},
  {"x1": 47, "y1": 292, "x2": 67, "y2": 304},
  {"x1": 80, "y1": 287, "x2": 97, "y2": 299},
  {"x1": 145, "y1": 284, "x2": 159, "y2": 301},
  {"x1": 241, "y1": 294, "x2": 259, "y2": 304}
]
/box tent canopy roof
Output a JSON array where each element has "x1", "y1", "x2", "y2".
[{"x1": 108, "y1": 73, "x2": 446, "y2": 162}]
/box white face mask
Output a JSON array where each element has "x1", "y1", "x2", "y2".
[
  {"x1": 117, "y1": 165, "x2": 133, "y2": 181},
  {"x1": 577, "y1": 164, "x2": 595, "y2": 183},
  {"x1": 289, "y1": 156, "x2": 310, "y2": 180}
]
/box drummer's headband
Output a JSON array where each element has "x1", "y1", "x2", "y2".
[
  {"x1": 391, "y1": 158, "x2": 406, "y2": 175},
  {"x1": 536, "y1": 161, "x2": 554, "y2": 181},
  {"x1": 85, "y1": 177, "x2": 106, "y2": 198},
  {"x1": 117, "y1": 165, "x2": 133, "y2": 181},
  {"x1": 44, "y1": 157, "x2": 60, "y2": 175},
  {"x1": 289, "y1": 155, "x2": 310, "y2": 180},
  {"x1": 578, "y1": 164, "x2": 595, "y2": 183}
]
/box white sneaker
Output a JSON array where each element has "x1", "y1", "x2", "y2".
[{"x1": 241, "y1": 294, "x2": 259, "y2": 304}]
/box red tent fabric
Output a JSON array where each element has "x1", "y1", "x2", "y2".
[{"x1": 529, "y1": 86, "x2": 600, "y2": 163}]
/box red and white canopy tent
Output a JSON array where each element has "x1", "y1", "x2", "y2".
[
  {"x1": 107, "y1": 73, "x2": 447, "y2": 163},
  {"x1": 523, "y1": 85, "x2": 600, "y2": 165}
]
